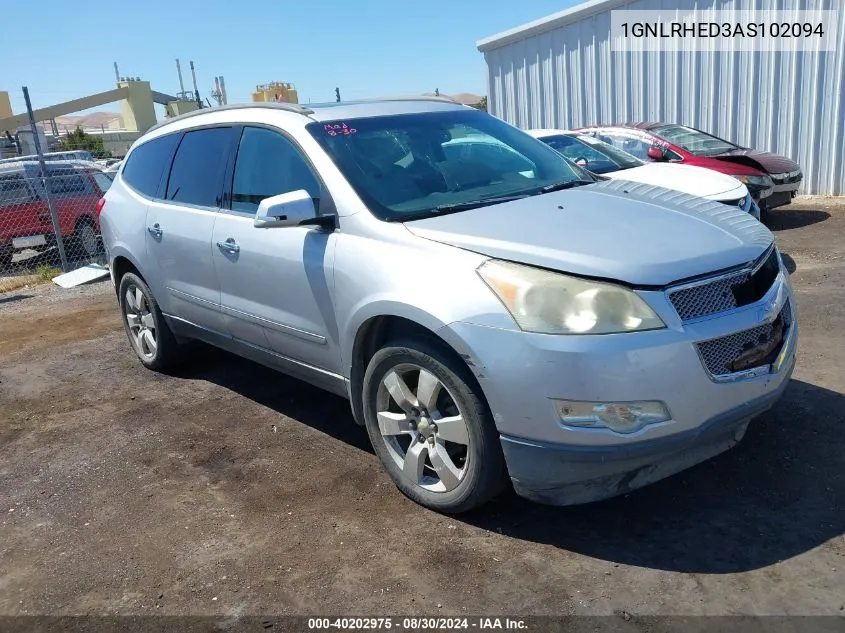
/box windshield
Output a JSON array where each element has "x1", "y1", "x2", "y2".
[
  {"x1": 650, "y1": 124, "x2": 739, "y2": 156},
  {"x1": 306, "y1": 110, "x2": 585, "y2": 220},
  {"x1": 539, "y1": 134, "x2": 642, "y2": 173}
]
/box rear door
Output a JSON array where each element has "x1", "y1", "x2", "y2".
[
  {"x1": 211, "y1": 125, "x2": 340, "y2": 372},
  {"x1": 45, "y1": 165, "x2": 100, "y2": 240},
  {"x1": 145, "y1": 127, "x2": 236, "y2": 333}
]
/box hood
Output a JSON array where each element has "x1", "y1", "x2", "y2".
[
  {"x1": 404, "y1": 179, "x2": 773, "y2": 286},
  {"x1": 710, "y1": 149, "x2": 800, "y2": 175},
  {"x1": 606, "y1": 163, "x2": 747, "y2": 200}
]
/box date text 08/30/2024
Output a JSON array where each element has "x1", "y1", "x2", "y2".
[{"x1": 307, "y1": 617, "x2": 528, "y2": 630}]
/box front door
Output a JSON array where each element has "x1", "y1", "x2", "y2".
[
  {"x1": 211, "y1": 125, "x2": 340, "y2": 374},
  {"x1": 145, "y1": 126, "x2": 235, "y2": 333}
]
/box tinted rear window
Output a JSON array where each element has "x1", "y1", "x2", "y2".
[
  {"x1": 122, "y1": 134, "x2": 180, "y2": 197},
  {"x1": 165, "y1": 128, "x2": 232, "y2": 207}
]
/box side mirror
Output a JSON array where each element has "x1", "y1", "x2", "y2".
[
  {"x1": 254, "y1": 189, "x2": 319, "y2": 229},
  {"x1": 647, "y1": 146, "x2": 666, "y2": 161}
]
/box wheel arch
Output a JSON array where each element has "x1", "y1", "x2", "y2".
[
  {"x1": 347, "y1": 308, "x2": 483, "y2": 427},
  {"x1": 110, "y1": 252, "x2": 145, "y2": 294}
]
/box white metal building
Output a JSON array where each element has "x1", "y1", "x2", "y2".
[{"x1": 477, "y1": 0, "x2": 844, "y2": 195}]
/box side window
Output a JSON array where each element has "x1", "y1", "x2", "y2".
[
  {"x1": 231, "y1": 126, "x2": 321, "y2": 214},
  {"x1": 0, "y1": 174, "x2": 34, "y2": 206},
  {"x1": 92, "y1": 172, "x2": 113, "y2": 193},
  {"x1": 166, "y1": 127, "x2": 232, "y2": 207},
  {"x1": 122, "y1": 134, "x2": 180, "y2": 197},
  {"x1": 599, "y1": 133, "x2": 652, "y2": 160},
  {"x1": 46, "y1": 168, "x2": 89, "y2": 197},
  {"x1": 544, "y1": 137, "x2": 615, "y2": 171}
]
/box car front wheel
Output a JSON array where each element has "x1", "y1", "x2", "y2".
[{"x1": 362, "y1": 337, "x2": 506, "y2": 513}]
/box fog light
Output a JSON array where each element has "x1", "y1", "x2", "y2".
[{"x1": 553, "y1": 400, "x2": 671, "y2": 434}]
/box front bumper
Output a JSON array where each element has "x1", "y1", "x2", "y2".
[
  {"x1": 500, "y1": 364, "x2": 792, "y2": 505},
  {"x1": 438, "y1": 272, "x2": 797, "y2": 505}
]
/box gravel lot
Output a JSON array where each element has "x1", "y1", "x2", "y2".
[{"x1": 1, "y1": 199, "x2": 843, "y2": 617}]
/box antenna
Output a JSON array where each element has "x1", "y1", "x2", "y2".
[
  {"x1": 219, "y1": 76, "x2": 227, "y2": 105},
  {"x1": 190, "y1": 61, "x2": 202, "y2": 108},
  {"x1": 113, "y1": 62, "x2": 120, "y2": 86}
]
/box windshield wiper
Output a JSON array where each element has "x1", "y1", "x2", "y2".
[
  {"x1": 535, "y1": 180, "x2": 594, "y2": 194},
  {"x1": 432, "y1": 194, "x2": 529, "y2": 213}
]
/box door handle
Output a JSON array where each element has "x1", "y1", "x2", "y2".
[
  {"x1": 216, "y1": 237, "x2": 240, "y2": 254},
  {"x1": 147, "y1": 223, "x2": 163, "y2": 239}
]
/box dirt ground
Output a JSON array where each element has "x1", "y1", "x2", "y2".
[{"x1": 1, "y1": 199, "x2": 843, "y2": 618}]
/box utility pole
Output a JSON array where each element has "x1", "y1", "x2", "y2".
[
  {"x1": 23, "y1": 86, "x2": 68, "y2": 272},
  {"x1": 335, "y1": 87, "x2": 341, "y2": 102}
]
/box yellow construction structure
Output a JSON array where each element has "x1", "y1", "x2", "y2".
[
  {"x1": 0, "y1": 81, "x2": 179, "y2": 135},
  {"x1": 252, "y1": 82, "x2": 299, "y2": 104},
  {"x1": 0, "y1": 91, "x2": 12, "y2": 120}
]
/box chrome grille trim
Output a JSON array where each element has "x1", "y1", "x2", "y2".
[
  {"x1": 695, "y1": 300, "x2": 792, "y2": 379},
  {"x1": 667, "y1": 245, "x2": 778, "y2": 322}
]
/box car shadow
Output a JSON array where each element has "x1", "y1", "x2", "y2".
[
  {"x1": 165, "y1": 346, "x2": 843, "y2": 574},
  {"x1": 768, "y1": 208, "x2": 830, "y2": 231},
  {"x1": 780, "y1": 252, "x2": 797, "y2": 274},
  {"x1": 463, "y1": 378, "x2": 844, "y2": 574},
  {"x1": 166, "y1": 344, "x2": 373, "y2": 454}
]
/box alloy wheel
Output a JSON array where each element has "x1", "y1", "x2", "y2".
[
  {"x1": 123, "y1": 285, "x2": 157, "y2": 360},
  {"x1": 375, "y1": 363, "x2": 471, "y2": 493}
]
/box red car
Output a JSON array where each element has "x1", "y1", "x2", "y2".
[
  {"x1": 0, "y1": 160, "x2": 113, "y2": 270},
  {"x1": 575, "y1": 123, "x2": 802, "y2": 218}
]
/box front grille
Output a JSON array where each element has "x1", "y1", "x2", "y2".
[
  {"x1": 668, "y1": 248, "x2": 780, "y2": 321},
  {"x1": 696, "y1": 300, "x2": 793, "y2": 377},
  {"x1": 772, "y1": 170, "x2": 802, "y2": 185}
]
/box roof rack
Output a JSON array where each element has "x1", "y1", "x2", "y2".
[
  {"x1": 146, "y1": 102, "x2": 314, "y2": 134},
  {"x1": 145, "y1": 96, "x2": 465, "y2": 135}
]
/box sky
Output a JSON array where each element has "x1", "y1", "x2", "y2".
[{"x1": 2, "y1": 0, "x2": 584, "y2": 117}]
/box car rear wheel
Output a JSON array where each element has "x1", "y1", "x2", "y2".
[
  {"x1": 362, "y1": 337, "x2": 506, "y2": 513},
  {"x1": 71, "y1": 219, "x2": 101, "y2": 259},
  {"x1": 118, "y1": 272, "x2": 180, "y2": 371}
]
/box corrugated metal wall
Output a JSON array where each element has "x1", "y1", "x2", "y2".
[{"x1": 482, "y1": 0, "x2": 844, "y2": 195}]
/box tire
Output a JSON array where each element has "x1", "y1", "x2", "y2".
[
  {"x1": 362, "y1": 336, "x2": 506, "y2": 513},
  {"x1": 118, "y1": 272, "x2": 181, "y2": 371},
  {"x1": 72, "y1": 218, "x2": 101, "y2": 260}
]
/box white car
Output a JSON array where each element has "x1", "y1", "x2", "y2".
[{"x1": 527, "y1": 129, "x2": 760, "y2": 220}]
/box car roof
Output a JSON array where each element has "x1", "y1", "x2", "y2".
[{"x1": 146, "y1": 97, "x2": 471, "y2": 136}]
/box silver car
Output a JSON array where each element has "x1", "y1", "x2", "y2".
[{"x1": 99, "y1": 98, "x2": 797, "y2": 513}]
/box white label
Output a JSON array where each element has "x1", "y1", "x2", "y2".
[
  {"x1": 12, "y1": 234, "x2": 47, "y2": 248},
  {"x1": 610, "y1": 9, "x2": 838, "y2": 52}
]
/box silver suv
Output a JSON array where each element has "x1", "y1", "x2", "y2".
[{"x1": 100, "y1": 98, "x2": 797, "y2": 513}]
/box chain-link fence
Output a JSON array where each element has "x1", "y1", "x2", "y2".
[
  {"x1": 0, "y1": 158, "x2": 114, "y2": 293},
  {"x1": 1, "y1": 88, "x2": 120, "y2": 294}
]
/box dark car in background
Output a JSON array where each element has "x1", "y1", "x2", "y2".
[{"x1": 575, "y1": 123, "x2": 802, "y2": 218}]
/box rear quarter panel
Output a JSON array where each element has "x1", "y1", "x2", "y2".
[{"x1": 100, "y1": 178, "x2": 151, "y2": 289}]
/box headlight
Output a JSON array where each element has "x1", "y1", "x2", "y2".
[
  {"x1": 733, "y1": 174, "x2": 773, "y2": 188},
  {"x1": 477, "y1": 260, "x2": 666, "y2": 335}
]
